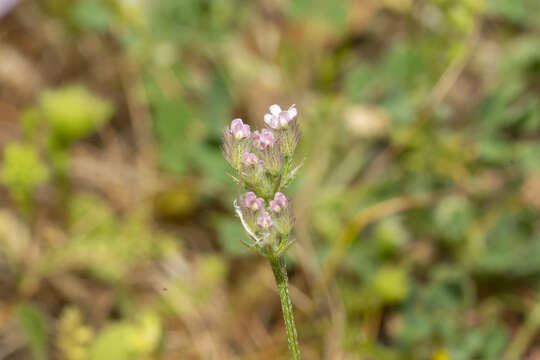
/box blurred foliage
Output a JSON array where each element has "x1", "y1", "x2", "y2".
[
  {"x1": 1, "y1": 0, "x2": 540, "y2": 359},
  {"x1": 1, "y1": 143, "x2": 49, "y2": 213},
  {"x1": 57, "y1": 308, "x2": 94, "y2": 360},
  {"x1": 86, "y1": 311, "x2": 161, "y2": 360},
  {"x1": 38, "y1": 86, "x2": 113, "y2": 144},
  {"x1": 15, "y1": 304, "x2": 49, "y2": 360},
  {"x1": 40, "y1": 193, "x2": 178, "y2": 282}
]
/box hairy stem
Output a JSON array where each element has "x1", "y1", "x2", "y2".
[{"x1": 269, "y1": 256, "x2": 301, "y2": 360}]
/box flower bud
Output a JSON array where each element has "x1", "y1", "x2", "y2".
[
  {"x1": 257, "y1": 211, "x2": 273, "y2": 229},
  {"x1": 230, "y1": 118, "x2": 251, "y2": 140}
]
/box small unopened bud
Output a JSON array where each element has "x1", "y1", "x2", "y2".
[
  {"x1": 231, "y1": 118, "x2": 251, "y2": 140},
  {"x1": 257, "y1": 211, "x2": 273, "y2": 229}
]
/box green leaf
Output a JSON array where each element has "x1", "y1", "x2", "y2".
[{"x1": 15, "y1": 304, "x2": 48, "y2": 360}]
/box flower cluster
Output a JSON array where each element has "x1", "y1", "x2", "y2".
[{"x1": 222, "y1": 104, "x2": 302, "y2": 257}]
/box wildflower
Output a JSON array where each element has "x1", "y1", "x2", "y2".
[
  {"x1": 257, "y1": 211, "x2": 273, "y2": 229},
  {"x1": 242, "y1": 152, "x2": 258, "y2": 166},
  {"x1": 270, "y1": 192, "x2": 288, "y2": 213},
  {"x1": 264, "y1": 104, "x2": 297, "y2": 129},
  {"x1": 243, "y1": 192, "x2": 264, "y2": 212},
  {"x1": 230, "y1": 118, "x2": 251, "y2": 140},
  {"x1": 223, "y1": 104, "x2": 303, "y2": 359},
  {"x1": 252, "y1": 129, "x2": 275, "y2": 150}
]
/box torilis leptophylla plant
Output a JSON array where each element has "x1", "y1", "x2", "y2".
[{"x1": 222, "y1": 104, "x2": 303, "y2": 359}]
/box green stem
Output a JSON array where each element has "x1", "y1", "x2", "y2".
[{"x1": 269, "y1": 256, "x2": 302, "y2": 360}]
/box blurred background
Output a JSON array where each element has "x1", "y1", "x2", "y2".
[{"x1": 1, "y1": 0, "x2": 540, "y2": 359}]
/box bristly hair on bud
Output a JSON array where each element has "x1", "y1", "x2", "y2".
[
  {"x1": 279, "y1": 117, "x2": 301, "y2": 157},
  {"x1": 223, "y1": 104, "x2": 304, "y2": 359},
  {"x1": 259, "y1": 141, "x2": 283, "y2": 176},
  {"x1": 222, "y1": 127, "x2": 240, "y2": 169}
]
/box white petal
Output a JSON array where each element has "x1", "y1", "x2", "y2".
[
  {"x1": 264, "y1": 114, "x2": 273, "y2": 125},
  {"x1": 269, "y1": 104, "x2": 281, "y2": 115},
  {"x1": 288, "y1": 105, "x2": 297, "y2": 119},
  {"x1": 269, "y1": 118, "x2": 279, "y2": 129}
]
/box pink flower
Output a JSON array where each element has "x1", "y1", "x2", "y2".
[
  {"x1": 230, "y1": 118, "x2": 251, "y2": 140},
  {"x1": 269, "y1": 192, "x2": 289, "y2": 213},
  {"x1": 243, "y1": 192, "x2": 265, "y2": 211},
  {"x1": 264, "y1": 104, "x2": 297, "y2": 129},
  {"x1": 257, "y1": 211, "x2": 273, "y2": 229},
  {"x1": 242, "y1": 152, "x2": 258, "y2": 166},
  {"x1": 252, "y1": 129, "x2": 275, "y2": 150}
]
